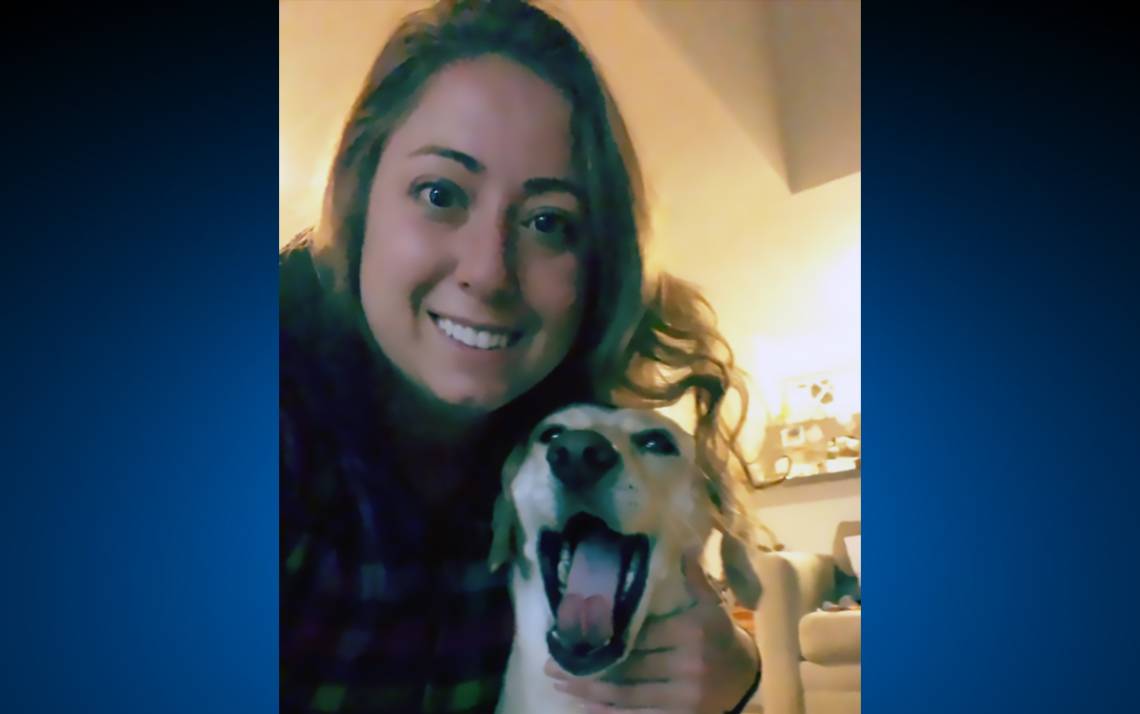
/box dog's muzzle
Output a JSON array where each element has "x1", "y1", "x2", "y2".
[{"x1": 545, "y1": 429, "x2": 620, "y2": 492}]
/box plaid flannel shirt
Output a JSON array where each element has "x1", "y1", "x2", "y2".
[
  {"x1": 281, "y1": 387, "x2": 515, "y2": 713},
  {"x1": 280, "y1": 248, "x2": 515, "y2": 713}
]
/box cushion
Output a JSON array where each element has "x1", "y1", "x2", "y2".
[
  {"x1": 799, "y1": 610, "x2": 860, "y2": 665},
  {"x1": 803, "y1": 688, "x2": 861, "y2": 714},
  {"x1": 800, "y1": 662, "x2": 860, "y2": 691}
]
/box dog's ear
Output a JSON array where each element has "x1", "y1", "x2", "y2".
[
  {"x1": 719, "y1": 527, "x2": 762, "y2": 609},
  {"x1": 488, "y1": 441, "x2": 527, "y2": 574},
  {"x1": 706, "y1": 470, "x2": 763, "y2": 609},
  {"x1": 489, "y1": 491, "x2": 518, "y2": 573}
]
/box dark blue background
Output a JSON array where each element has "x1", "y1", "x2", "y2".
[
  {"x1": 862, "y1": 3, "x2": 1140, "y2": 713},
  {"x1": 1, "y1": 5, "x2": 277, "y2": 713},
  {"x1": 0, "y1": 2, "x2": 1136, "y2": 713}
]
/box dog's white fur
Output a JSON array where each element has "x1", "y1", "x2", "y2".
[{"x1": 490, "y1": 404, "x2": 761, "y2": 714}]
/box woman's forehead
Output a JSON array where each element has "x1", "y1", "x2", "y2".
[{"x1": 387, "y1": 56, "x2": 576, "y2": 182}]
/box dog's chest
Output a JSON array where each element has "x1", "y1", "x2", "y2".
[{"x1": 496, "y1": 570, "x2": 584, "y2": 714}]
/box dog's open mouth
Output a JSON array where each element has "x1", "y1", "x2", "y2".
[{"x1": 538, "y1": 512, "x2": 650, "y2": 676}]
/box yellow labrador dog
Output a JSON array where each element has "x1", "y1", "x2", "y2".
[{"x1": 490, "y1": 403, "x2": 761, "y2": 714}]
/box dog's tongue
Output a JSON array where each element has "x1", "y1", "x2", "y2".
[{"x1": 556, "y1": 533, "x2": 621, "y2": 648}]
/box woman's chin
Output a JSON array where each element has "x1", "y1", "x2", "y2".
[
  {"x1": 433, "y1": 388, "x2": 513, "y2": 415},
  {"x1": 418, "y1": 365, "x2": 559, "y2": 420},
  {"x1": 388, "y1": 367, "x2": 530, "y2": 427},
  {"x1": 421, "y1": 377, "x2": 516, "y2": 415}
]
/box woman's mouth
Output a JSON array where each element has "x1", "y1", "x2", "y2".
[{"x1": 429, "y1": 312, "x2": 525, "y2": 351}]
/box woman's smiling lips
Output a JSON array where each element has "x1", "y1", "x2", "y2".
[{"x1": 428, "y1": 311, "x2": 527, "y2": 352}]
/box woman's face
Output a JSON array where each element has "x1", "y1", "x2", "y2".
[{"x1": 360, "y1": 55, "x2": 585, "y2": 415}]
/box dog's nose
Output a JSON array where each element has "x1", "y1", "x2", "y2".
[{"x1": 546, "y1": 429, "x2": 620, "y2": 490}]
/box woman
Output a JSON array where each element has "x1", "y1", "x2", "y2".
[{"x1": 281, "y1": 1, "x2": 762, "y2": 712}]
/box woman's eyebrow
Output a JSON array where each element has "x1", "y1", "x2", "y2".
[
  {"x1": 411, "y1": 145, "x2": 583, "y2": 202},
  {"x1": 523, "y1": 177, "x2": 584, "y2": 203},
  {"x1": 409, "y1": 144, "x2": 484, "y2": 174}
]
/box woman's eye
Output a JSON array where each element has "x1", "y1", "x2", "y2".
[
  {"x1": 532, "y1": 213, "x2": 563, "y2": 233},
  {"x1": 426, "y1": 186, "x2": 454, "y2": 208},
  {"x1": 413, "y1": 180, "x2": 467, "y2": 213},
  {"x1": 524, "y1": 211, "x2": 579, "y2": 248}
]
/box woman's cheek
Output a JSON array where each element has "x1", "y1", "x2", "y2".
[{"x1": 523, "y1": 255, "x2": 581, "y2": 317}]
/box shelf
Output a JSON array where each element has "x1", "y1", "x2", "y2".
[{"x1": 782, "y1": 467, "x2": 860, "y2": 487}]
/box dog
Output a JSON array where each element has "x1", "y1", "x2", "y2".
[{"x1": 490, "y1": 403, "x2": 762, "y2": 714}]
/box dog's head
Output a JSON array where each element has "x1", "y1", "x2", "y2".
[{"x1": 489, "y1": 403, "x2": 761, "y2": 677}]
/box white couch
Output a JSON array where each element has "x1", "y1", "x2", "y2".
[{"x1": 751, "y1": 549, "x2": 860, "y2": 714}]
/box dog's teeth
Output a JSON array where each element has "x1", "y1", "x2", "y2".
[
  {"x1": 622, "y1": 550, "x2": 640, "y2": 594},
  {"x1": 558, "y1": 542, "x2": 571, "y2": 587}
]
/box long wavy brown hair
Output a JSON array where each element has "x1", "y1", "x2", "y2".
[{"x1": 295, "y1": 0, "x2": 778, "y2": 545}]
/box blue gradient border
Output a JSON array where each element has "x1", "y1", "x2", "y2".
[
  {"x1": 864, "y1": 3, "x2": 1139, "y2": 713},
  {"x1": 0, "y1": 5, "x2": 277, "y2": 713},
  {"x1": 2, "y1": 2, "x2": 1138, "y2": 713}
]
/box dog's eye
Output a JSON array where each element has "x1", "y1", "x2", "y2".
[
  {"x1": 632, "y1": 429, "x2": 679, "y2": 455},
  {"x1": 538, "y1": 425, "x2": 566, "y2": 444}
]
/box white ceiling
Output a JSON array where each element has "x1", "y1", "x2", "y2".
[{"x1": 637, "y1": 0, "x2": 860, "y2": 193}]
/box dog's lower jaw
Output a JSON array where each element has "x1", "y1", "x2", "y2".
[
  {"x1": 643, "y1": 545, "x2": 700, "y2": 618},
  {"x1": 496, "y1": 566, "x2": 595, "y2": 714}
]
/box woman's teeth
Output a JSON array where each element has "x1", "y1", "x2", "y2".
[{"x1": 434, "y1": 316, "x2": 517, "y2": 350}]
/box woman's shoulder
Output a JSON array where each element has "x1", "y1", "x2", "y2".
[
  {"x1": 279, "y1": 230, "x2": 352, "y2": 364},
  {"x1": 279, "y1": 230, "x2": 336, "y2": 429},
  {"x1": 280, "y1": 229, "x2": 323, "y2": 330},
  {"x1": 279, "y1": 230, "x2": 378, "y2": 446},
  {"x1": 279, "y1": 232, "x2": 348, "y2": 516}
]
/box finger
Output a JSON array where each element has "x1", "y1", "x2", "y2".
[
  {"x1": 682, "y1": 547, "x2": 721, "y2": 606},
  {"x1": 548, "y1": 649, "x2": 702, "y2": 686},
  {"x1": 603, "y1": 648, "x2": 704, "y2": 684},
  {"x1": 553, "y1": 677, "x2": 698, "y2": 711},
  {"x1": 545, "y1": 658, "x2": 570, "y2": 681},
  {"x1": 630, "y1": 612, "x2": 701, "y2": 652}
]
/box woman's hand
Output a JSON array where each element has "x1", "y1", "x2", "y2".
[{"x1": 545, "y1": 549, "x2": 760, "y2": 714}]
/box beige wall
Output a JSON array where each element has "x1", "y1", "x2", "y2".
[
  {"x1": 702, "y1": 475, "x2": 859, "y2": 581},
  {"x1": 752, "y1": 477, "x2": 861, "y2": 556}
]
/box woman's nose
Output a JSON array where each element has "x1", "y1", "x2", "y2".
[{"x1": 454, "y1": 210, "x2": 517, "y2": 301}]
